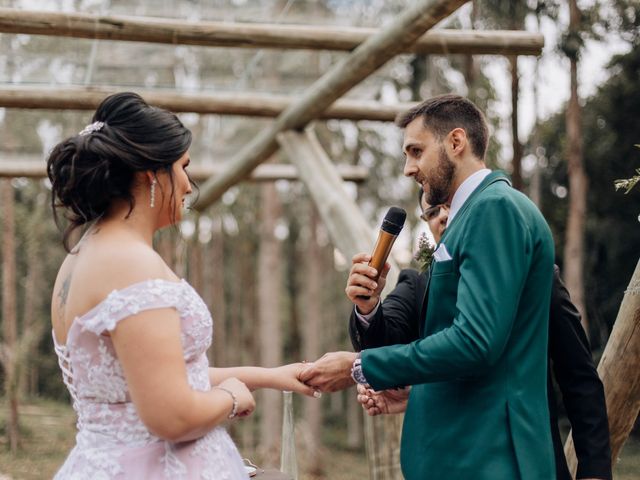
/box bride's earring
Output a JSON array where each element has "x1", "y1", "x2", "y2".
[{"x1": 150, "y1": 178, "x2": 157, "y2": 208}]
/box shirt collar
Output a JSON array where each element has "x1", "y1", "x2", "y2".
[{"x1": 446, "y1": 168, "x2": 491, "y2": 227}]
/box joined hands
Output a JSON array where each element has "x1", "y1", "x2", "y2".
[{"x1": 298, "y1": 351, "x2": 357, "y2": 393}]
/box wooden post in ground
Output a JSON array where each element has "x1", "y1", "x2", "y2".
[
  {"x1": 564, "y1": 258, "x2": 640, "y2": 475},
  {"x1": 193, "y1": 0, "x2": 469, "y2": 211},
  {"x1": 278, "y1": 128, "x2": 404, "y2": 480}
]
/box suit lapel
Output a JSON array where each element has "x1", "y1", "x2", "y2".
[{"x1": 419, "y1": 266, "x2": 432, "y2": 337}]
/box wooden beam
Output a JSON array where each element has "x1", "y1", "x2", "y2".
[
  {"x1": 0, "y1": 158, "x2": 368, "y2": 183},
  {"x1": 564, "y1": 258, "x2": 640, "y2": 476},
  {"x1": 0, "y1": 8, "x2": 543, "y2": 56},
  {"x1": 278, "y1": 127, "x2": 404, "y2": 480},
  {"x1": 277, "y1": 128, "x2": 400, "y2": 287},
  {"x1": 194, "y1": 0, "x2": 469, "y2": 211},
  {"x1": 0, "y1": 86, "x2": 417, "y2": 122}
]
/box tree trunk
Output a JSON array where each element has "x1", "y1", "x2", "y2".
[
  {"x1": 564, "y1": 258, "x2": 640, "y2": 474},
  {"x1": 209, "y1": 217, "x2": 227, "y2": 368},
  {"x1": 19, "y1": 190, "x2": 46, "y2": 397},
  {"x1": 563, "y1": 0, "x2": 588, "y2": 336},
  {"x1": 347, "y1": 387, "x2": 363, "y2": 449},
  {"x1": 238, "y1": 224, "x2": 257, "y2": 454},
  {"x1": 258, "y1": 183, "x2": 283, "y2": 465},
  {"x1": 188, "y1": 217, "x2": 204, "y2": 294},
  {"x1": 509, "y1": 55, "x2": 523, "y2": 191},
  {"x1": 463, "y1": 0, "x2": 479, "y2": 102},
  {"x1": 301, "y1": 207, "x2": 324, "y2": 475},
  {"x1": 1, "y1": 179, "x2": 19, "y2": 453},
  {"x1": 529, "y1": 47, "x2": 542, "y2": 207},
  {"x1": 286, "y1": 211, "x2": 302, "y2": 363}
]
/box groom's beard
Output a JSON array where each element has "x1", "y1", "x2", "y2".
[{"x1": 424, "y1": 148, "x2": 455, "y2": 207}]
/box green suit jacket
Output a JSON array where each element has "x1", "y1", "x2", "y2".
[{"x1": 362, "y1": 171, "x2": 556, "y2": 480}]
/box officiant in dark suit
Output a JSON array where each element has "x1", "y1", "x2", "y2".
[{"x1": 348, "y1": 194, "x2": 612, "y2": 480}]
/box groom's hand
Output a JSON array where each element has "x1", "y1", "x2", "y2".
[
  {"x1": 356, "y1": 384, "x2": 409, "y2": 416},
  {"x1": 345, "y1": 253, "x2": 391, "y2": 315},
  {"x1": 299, "y1": 352, "x2": 357, "y2": 392}
]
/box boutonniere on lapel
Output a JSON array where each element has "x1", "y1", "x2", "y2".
[{"x1": 414, "y1": 232, "x2": 436, "y2": 272}]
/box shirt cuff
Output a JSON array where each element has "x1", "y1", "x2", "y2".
[{"x1": 354, "y1": 300, "x2": 381, "y2": 327}]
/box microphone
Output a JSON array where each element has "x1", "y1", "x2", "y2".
[{"x1": 359, "y1": 207, "x2": 406, "y2": 299}]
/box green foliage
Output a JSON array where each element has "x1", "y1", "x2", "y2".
[
  {"x1": 614, "y1": 146, "x2": 640, "y2": 194},
  {"x1": 614, "y1": 168, "x2": 640, "y2": 194}
]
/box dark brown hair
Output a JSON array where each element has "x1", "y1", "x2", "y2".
[
  {"x1": 47, "y1": 92, "x2": 193, "y2": 251},
  {"x1": 396, "y1": 94, "x2": 489, "y2": 160}
]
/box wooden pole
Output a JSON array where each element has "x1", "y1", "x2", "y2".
[
  {"x1": 0, "y1": 158, "x2": 368, "y2": 183},
  {"x1": 193, "y1": 0, "x2": 469, "y2": 211},
  {"x1": 0, "y1": 8, "x2": 543, "y2": 56},
  {"x1": 0, "y1": 85, "x2": 417, "y2": 122},
  {"x1": 278, "y1": 128, "x2": 403, "y2": 480},
  {"x1": 564, "y1": 258, "x2": 640, "y2": 475}
]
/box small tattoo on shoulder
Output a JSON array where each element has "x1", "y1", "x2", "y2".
[{"x1": 58, "y1": 275, "x2": 71, "y2": 307}]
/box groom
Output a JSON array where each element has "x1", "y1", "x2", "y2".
[{"x1": 301, "y1": 95, "x2": 556, "y2": 479}]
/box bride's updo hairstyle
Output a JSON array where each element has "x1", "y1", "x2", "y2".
[{"x1": 47, "y1": 92, "x2": 192, "y2": 251}]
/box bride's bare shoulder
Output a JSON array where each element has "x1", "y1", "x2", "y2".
[{"x1": 70, "y1": 233, "x2": 173, "y2": 296}]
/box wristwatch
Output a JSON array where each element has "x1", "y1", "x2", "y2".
[{"x1": 350, "y1": 352, "x2": 368, "y2": 385}]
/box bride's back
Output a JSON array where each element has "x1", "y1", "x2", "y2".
[{"x1": 50, "y1": 227, "x2": 172, "y2": 346}]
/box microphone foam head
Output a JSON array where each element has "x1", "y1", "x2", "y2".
[{"x1": 381, "y1": 207, "x2": 406, "y2": 235}]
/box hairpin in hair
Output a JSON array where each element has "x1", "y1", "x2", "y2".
[{"x1": 78, "y1": 121, "x2": 105, "y2": 136}]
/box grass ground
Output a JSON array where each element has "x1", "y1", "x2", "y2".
[{"x1": 0, "y1": 399, "x2": 638, "y2": 479}]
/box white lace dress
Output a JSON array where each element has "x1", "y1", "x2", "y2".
[{"x1": 52, "y1": 279, "x2": 248, "y2": 479}]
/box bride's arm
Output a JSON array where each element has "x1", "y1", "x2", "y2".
[
  {"x1": 112, "y1": 307, "x2": 256, "y2": 443},
  {"x1": 210, "y1": 365, "x2": 319, "y2": 397}
]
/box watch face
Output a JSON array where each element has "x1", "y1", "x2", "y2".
[{"x1": 351, "y1": 361, "x2": 367, "y2": 385}]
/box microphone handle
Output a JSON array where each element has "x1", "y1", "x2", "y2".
[{"x1": 357, "y1": 230, "x2": 397, "y2": 300}]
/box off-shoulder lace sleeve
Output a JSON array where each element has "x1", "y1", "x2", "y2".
[{"x1": 80, "y1": 279, "x2": 188, "y2": 335}]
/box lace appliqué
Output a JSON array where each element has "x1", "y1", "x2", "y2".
[
  {"x1": 191, "y1": 429, "x2": 244, "y2": 480},
  {"x1": 161, "y1": 442, "x2": 188, "y2": 479}
]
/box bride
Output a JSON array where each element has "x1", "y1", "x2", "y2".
[{"x1": 47, "y1": 92, "x2": 316, "y2": 479}]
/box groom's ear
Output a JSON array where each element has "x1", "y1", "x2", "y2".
[{"x1": 446, "y1": 128, "x2": 467, "y2": 158}]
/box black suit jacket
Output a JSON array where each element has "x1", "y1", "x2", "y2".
[{"x1": 349, "y1": 265, "x2": 612, "y2": 480}]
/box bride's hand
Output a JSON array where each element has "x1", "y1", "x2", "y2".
[
  {"x1": 271, "y1": 363, "x2": 322, "y2": 398},
  {"x1": 217, "y1": 377, "x2": 256, "y2": 418}
]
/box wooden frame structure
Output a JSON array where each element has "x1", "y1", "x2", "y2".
[
  {"x1": 9, "y1": 3, "x2": 637, "y2": 480},
  {"x1": 0, "y1": 86, "x2": 417, "y2": 122},
  {"x1": 0, "y1": 155, "x2": 369, "y2": 183},
  {"x1": 0, "y1": 8, "x2": 543, "y2": 56}
]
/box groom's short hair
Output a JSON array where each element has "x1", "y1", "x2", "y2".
[{"x1": 396, "y1": 94, "x2": 489, "y2": 161}]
